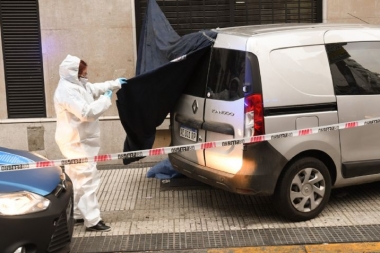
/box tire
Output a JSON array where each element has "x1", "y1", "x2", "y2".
[{"x1": 273, "y1": 157, "x2": 332, "y2": 221}]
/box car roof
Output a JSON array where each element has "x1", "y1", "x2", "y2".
[{"x1": 213, "y1": 23, "x2": 380, "y2": 37}]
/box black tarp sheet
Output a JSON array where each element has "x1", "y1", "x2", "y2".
[{"x1": 116, "y1": 0, "x2": 217, "y2": 164}]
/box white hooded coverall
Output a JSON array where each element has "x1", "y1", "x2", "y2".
[{"x1": 54, "y1": 55, "x2": 121, "y2": 227}]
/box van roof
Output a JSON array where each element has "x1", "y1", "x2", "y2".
[{"x1": 213, "y1": 23, "x2": 380, "y2": 37}]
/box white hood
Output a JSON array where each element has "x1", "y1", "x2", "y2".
[{"x1": 59, "y1": 54, "x2": 81, "y2": 85}]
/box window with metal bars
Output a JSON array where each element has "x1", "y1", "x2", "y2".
[
  {"x1": 135, "y1": 0, "x2": 322, "y2": 38},
  {"x1": 0, "y1": 0, "x2": 46, "y2": 118}
]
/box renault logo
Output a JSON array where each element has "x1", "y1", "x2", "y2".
[{"x1": 192, "y1": 100, "x2": 198, "y2": 114}]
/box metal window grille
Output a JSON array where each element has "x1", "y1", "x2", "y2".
[
  {"x1": 0, "y1": 0, "x2": 46, "y2": 118},
  {"x1": 135, "y1": 0, "x2": 322, "y2": 38}
]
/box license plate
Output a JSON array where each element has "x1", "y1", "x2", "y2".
[{"x1": 180, "y1": 126, "x2": 198, "y2": 142}]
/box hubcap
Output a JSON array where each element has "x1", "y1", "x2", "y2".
[
  {"x1": 290, "y1": 168, "x2": 326, "y2": 212},
  {"x1": 302, "y1": 184, "x2": 313, "y2": 196}
]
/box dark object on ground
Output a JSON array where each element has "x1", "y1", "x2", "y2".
[{"x1": 159, "y1": 177, "x2": 212, "y2": 191}]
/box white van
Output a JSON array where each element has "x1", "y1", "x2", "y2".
[{"x1": 168, "y1": 23, "x2": 380, "y2": 221}]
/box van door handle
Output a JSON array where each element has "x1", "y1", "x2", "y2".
[
  {"x1": 175, "y1": 113, "x2": 234, "y2": 135},
  {"x1": 202, "y1": 122, "x2": 234, "y2": 135},
  {"x1": 175, "y1": 114, "x2": 202, "y2": 129}
]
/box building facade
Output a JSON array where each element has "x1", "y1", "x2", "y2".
[{"x1": 0, "y1": 0, "x2": 379, "y2": 163}]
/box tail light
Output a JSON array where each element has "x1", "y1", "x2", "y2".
[{"x1": 244, "y1": 94, "x2": 265, "y2": 137}]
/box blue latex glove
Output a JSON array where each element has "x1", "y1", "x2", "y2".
[
  {"x1": 118, "y1": 78, "x2": 128, "y2": 85},
  {"x1": 104, "y1": 90, "x2": 113, "y2": 98}
]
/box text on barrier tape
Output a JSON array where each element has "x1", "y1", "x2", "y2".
[{"x1": 1, "y1": 117, "x2": 380, "y2": 172}]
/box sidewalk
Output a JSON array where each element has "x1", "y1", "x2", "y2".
[{"x1": 70, "y1": 161, "x2": 380, "y2": 252}]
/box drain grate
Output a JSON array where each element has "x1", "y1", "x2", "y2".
[{"x1": 71, "y1": 224, "x2": 380, "y2": 252}]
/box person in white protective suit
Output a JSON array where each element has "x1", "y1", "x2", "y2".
[{"x1": 54, "y1": 54, "x2": 127, "y2": 232}]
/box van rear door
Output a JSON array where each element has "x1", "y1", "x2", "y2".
[
  {"x1": 204, "y1": 36, "x2": 249, "y2": 174},
  {"x1": 170, "y1": 48, "x2": 212, "y2": 166}
]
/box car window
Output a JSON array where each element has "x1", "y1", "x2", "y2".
[
  {"x1": 206, "y1": 48, "x2": 246, "y2": 101},
  {"x1": 326, "y1": 42, "x2": 380, "y2": 95}
]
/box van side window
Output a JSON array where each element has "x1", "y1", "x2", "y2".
[
  {"x1": 207, "y1": 48, "x2": 246, "y2": 101},
  {"x1": 326, "y1": 42, "x2": 380, "y2": 95}
]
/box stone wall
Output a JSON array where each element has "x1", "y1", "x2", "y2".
[{"x1": 325, "y1": 0, "x2": 380, "y2": 24}]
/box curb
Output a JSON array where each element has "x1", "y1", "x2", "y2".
[{"x1": 207, "y1": 242, "x2": 380, "y2": 253}]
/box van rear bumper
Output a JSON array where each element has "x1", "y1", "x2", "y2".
[{"x1": 169, "y1": 142, "x2": 288, "y2": 195}]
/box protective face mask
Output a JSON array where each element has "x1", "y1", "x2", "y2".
[{"x1": 79, "y1": 77, "x2": 88, "y2": 85}]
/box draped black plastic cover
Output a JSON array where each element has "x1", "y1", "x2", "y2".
[
  {"x1": 116, "y1": 0, "x2": 217, "y2": 164},
  {"x1": 135, "y1": 0, "x2": 217, "y2": 76}
]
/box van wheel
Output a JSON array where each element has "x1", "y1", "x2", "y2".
[{"x1": 273, "y1": 157, "x2": 331, "y2": 221}]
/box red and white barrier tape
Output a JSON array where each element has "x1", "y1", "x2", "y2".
[{"x1": 1, "y1": 117, "x2": 380, "y2": 172}]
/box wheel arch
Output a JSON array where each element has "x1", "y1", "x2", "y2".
[{"x1": 276, "y1": 149, "x2": 337, "y2": 191}]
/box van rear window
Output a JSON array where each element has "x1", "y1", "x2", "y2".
[
  {"x1": 182, "y1": 48, "x2": 212, "y2": 97},
  {"x1": 207, "y1": 48, "x2": 261, "y2": 101},
  {"x1": 326, "y1": 42, "x2": 380, "y2": 95}
]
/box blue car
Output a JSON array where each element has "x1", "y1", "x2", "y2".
[{"x1": 0, "y1": 147, "x2": 74, "y2": 253}]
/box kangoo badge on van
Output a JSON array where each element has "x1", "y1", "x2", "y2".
[{"x1": 169, "y1": 23, "x2": 380, "y2": 221}]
